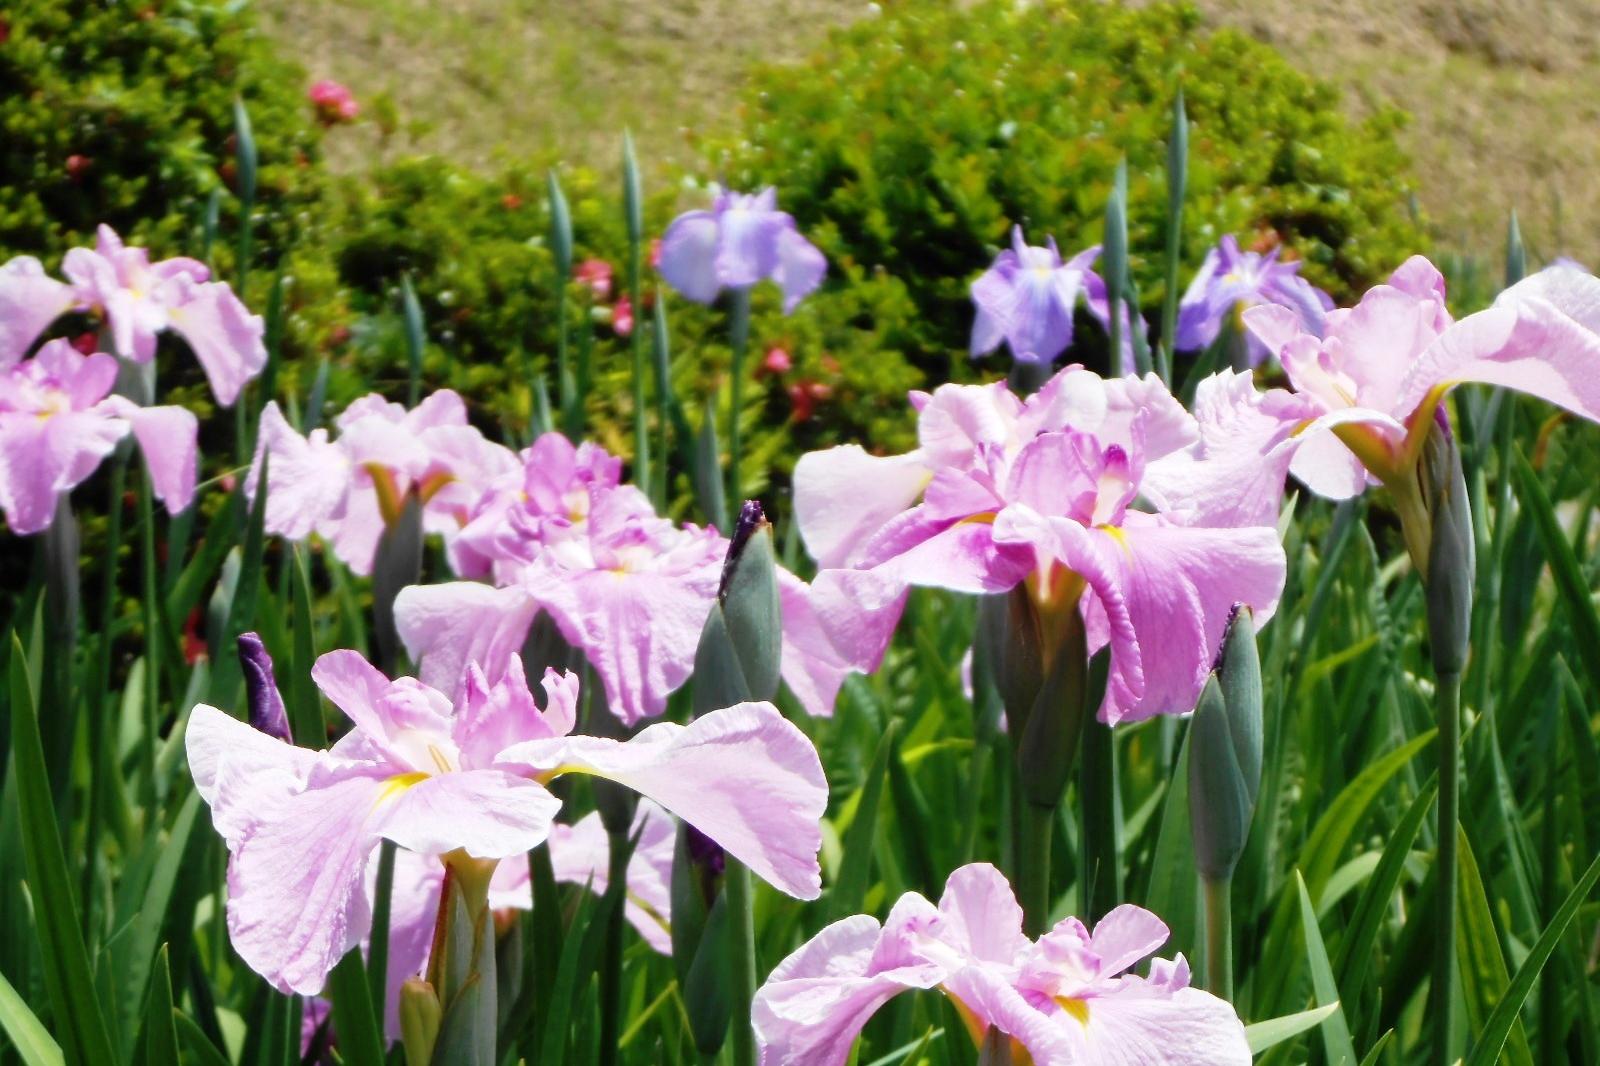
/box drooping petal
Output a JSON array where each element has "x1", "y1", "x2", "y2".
[
  {"x1": 393, "y1": 581, "x2": 541, "y2": 698},
  {"x1": 657, "y1": 211, "x2": 723, "y2": 304},
  {"x1": 1059, "y1": 983, "x2": 1251, "y2": 1065},
  {"x1": 0, "y1": 256, "x2": 76, "y2": 363},
  {"x1": 118, "y1": 402, "x2": 198, "y2": 514},
  {"x1": 247, "y1": 402, "x2": 352, "y2": 541},
  {"x1": 503, "y1": 701, "x2": 827, "y2": 899},
  {"x1": 1395, "y1": 266, "x2": 1600, "y2": 426},
  {"x1": 939, "y1": 965, "x2": 1075, "y2": 1066},
  {"x1": 1090, "y1": 515, "x2": 1285, "y2": 724},
  {"x1": 792, "y1": 445, "x2": 931, "y2": 569},
  {"x1": 713, "y1": 200, "x2": 786, "y2": 289},
  {"x1": 310, "y1": 649, "x2": 398, "y2": 739},
  {"x1": 777, "y1": 568, "x2": 906, "y2": 717},
  {"x1": 164, "y1": 279, "x2": 268, "y2": 407},
  {"x1": 773, "y1": 225, "x2": 827, "y2": 313},
  {"x1": 226, "y1": 771, "x2": 387, "y2": 995},
  {"x1": 185, "y1": 704, "x2": 318, "y2": 848},
  {"x1": 753, "y1": 915, "x2": 948, "y2": 1066},
  {"x1": 526, "y1": 564, "x2": 716, "y2": 724},
  {"x1": 378, "y1": 770, "x2": 561, "y2": 860}
]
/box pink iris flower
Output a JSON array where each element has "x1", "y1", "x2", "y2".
[
  {"x1": 1245, "y1": 257, "x2": 1600, "y2": 557},
  {"x1": 369, "y1": 802, "x2": 674, "y2": 1035},
  {"x1": 753, "y1": 862, "x2": 1249, "y2": 1065},
  {"x1": 185, "y1": 650, "x2": 826, "y2": 996},
  {"x1": 792, "y1": 366, "x2": 1288, "y2": 724},
  {"x1": 247, "y1": 391, "x2": 519, "y2": 576},
  {"x1": 657, "y1": 187, "x2": 826, "y2": 313},
  {"x1": 0, "y1": 340, "x2": 196, "y2": 533},
  {"x1": 398, "y1": 431, "x2": 900, "y2": 723},
  {"x1": 62, "y1": 225, "x2": 266, "y2": 407}
]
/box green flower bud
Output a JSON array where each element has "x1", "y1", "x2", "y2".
[
  {"x1": 1419, "y1": 413, "x2": 1474, "y2": 678},
  {"x1": 692, "y1": 501, "x2": 781, "y2": 715},
  {"x1": 1187, "y1": 607, "x2": 1263, "y2": 883},
  {"x1": 399, "y1": 978, "x2": 441, "y2": 1066}
]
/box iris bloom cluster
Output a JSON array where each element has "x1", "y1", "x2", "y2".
[
  {"x1": 187, "y1": 649, "x2": 826, "y2": 996},
  {"x1": 397, "y1": 431, "x2": 894, "y2": 723},
  {"x1": 0, "y1": 227, "x2": 265, "y2": 532},
  {"x1": 754, "y1": 863, "x2": 1249, "y2": 1064}
]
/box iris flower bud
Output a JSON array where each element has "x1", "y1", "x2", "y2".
[
  {"x1": 1187, "y1": 607, "x2": 1263, "y2": 883},
  {"x1": 237, "y1": 632, "x2": 291, "y2": 743},
  {"x1": 1419, "y1": 412, "x2": 1474, "y2": 678}
]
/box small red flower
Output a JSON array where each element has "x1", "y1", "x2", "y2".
[
  {"x1": 65, "y1": 154, "x2": 92, "y2": 182},
  {"x1": 308, "y1": 80, "x2": 359, "y2": 126},
  {"x1": 501, "y1": 193, "x2": 523, "y2": 211},
  {"x1": 613, "y1": 294, "x2": 634, "y2": 337},
  {"x1": 787, "y1": 382, "x2": 814, "y2": 423},
  {"x1": 182, "y1": 609, "x2": 208, "y2": 666}
]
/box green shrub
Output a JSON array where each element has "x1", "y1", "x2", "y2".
[
  {"x1": 0, "y1": 0, "x2": 325, "y2": 267},
  {"x1": 707, "y1": 0, "x2": 1426, "y2": 377}
]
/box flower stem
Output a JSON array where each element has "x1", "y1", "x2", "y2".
[
  {"x1": 1431, "y1": 670, "x2": 1462, "y2": 1066},
  {"x1": 1018, "y1": 800, "x2": 1054, "y2": 938},
  {"x1": 1079, "y1": 716, "x2": 1121, "y2": 924},
  {"x1": 724, "y1": 857, "x2": 759, "y2": 1066},
  {"x1": 727, "y1": 287, "x2": 752, "y2": 510},
  {"x1": 1203, "y1": 876, "x2": 1234, "y2": 1001},
  {"x1": 598, "y1": 826, "x2": 632, "y2": 1066}
]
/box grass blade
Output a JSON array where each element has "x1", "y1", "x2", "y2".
[
  {"x1": 1464, "y1": 848, "x2": 1600, "y2": 1066},
  {"x1": 10, "y1": 634, "x2": 116, "y2": 1066},
  {"x1": 1245, "y1": 1003, "x2": 1339, "y2": 1054},
  {"x1": 1295, "y1": 870, "x2": 1356, "y2": 1066},
  {"x1": 0, "y1": 967, "x2": 64, "y2": 1066},
  {"x1": 830, "y1": 720, "x2": 898, "y2": 923}
]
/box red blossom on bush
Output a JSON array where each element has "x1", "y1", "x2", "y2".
[{"x1": 308, "y1": 80, "x2": 359, "y2": 126}]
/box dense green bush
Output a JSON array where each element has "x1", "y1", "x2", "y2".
[
  {"x1": 709, "y1": 0, "x2": 1427, "y2": 377},
  {"x1": 0, "y1": 0, "x2": 324, "y2": 268}
]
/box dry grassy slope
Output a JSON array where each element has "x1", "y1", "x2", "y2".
[{"x1": 257, "y1": 0, "x2": 1600, "y2": 263}]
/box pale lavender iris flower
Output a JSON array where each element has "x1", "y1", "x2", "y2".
[
  {"x1": 969, "y1": 227, "x2": 1140, "y2": 371},
  {"x1": 792, "y1": 366, "x2": 1289, "y2": 724},
  {"x1": 247, "y1": 391, "x2": 520, "y2": 576},
  {"x1": 1175, "y1": 234, "x2": 1332, "y2": 365},
  {"x1": 398, "y1": 432, "x2": 901, "y2": 723},
  {"x1": 0, "y1": 339, "x2": 196, "y2": 534},
  {"x1": 753, "y1": 863, "x2": 1250, "y2": 1065},
  {"x1": 657, "y1": 187, "x2": 826, "y2": 312},
  {"x1": 185, "y1": 650, "x2": 826, "y2": 996},
  {"x1": 63, "y1": 225, "x2": 267, "y2": 406}
]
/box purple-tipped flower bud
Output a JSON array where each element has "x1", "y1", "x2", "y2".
[
  {"x1": 238, "y1": 632, "x2": 291, "y2": 743},
  {"x1": 685, "y1": 823, "x2": 727, "y2": 881}
]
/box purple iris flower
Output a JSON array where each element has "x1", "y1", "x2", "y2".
[
  {"x1": 969, "y1": 227, "x2": 1132, "y2": 370},
  {"x1": 1175, "y1": 235, "x2": 1333, "y2": 365},
  {"x1": 657, "y1": 187, "x2": 826, "y2": 312}
]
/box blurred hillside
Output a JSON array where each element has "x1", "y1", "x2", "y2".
[{"x1": 259, "y1": 0, "x2": 1600, "y2": 263}]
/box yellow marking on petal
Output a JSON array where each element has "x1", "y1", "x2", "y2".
[
  {"x1": 534, "y1": 764, "x2": 587, "y2": 786},
  {"x1": 365, "y1": 462, "x2": 407, "y2": 526},
  {"x1": 416, "y1": 471, "x2": 455, "y2": 504},
  {"x1": 426, "y1": 743, "x2": 454, "y2": 775},
  {"x1": 1330, "y1": 422, "x2": 1400, "y2": 486},
  {"x1": 377, "y1": 771, "x2": 428, "y2": 805},
  {"x1": 1399, "y1": 381, "x2": 1455, "y2": 472},
  {"x1": 958, "y1": 511, "x2": 998, "y2": 526},
  {"x1": 1097, "y1": 524, "x2": 1132, "y2": 557},
  {"x1": 1055, "y1": 997, "x2": 1091, "y2": 1026}
]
